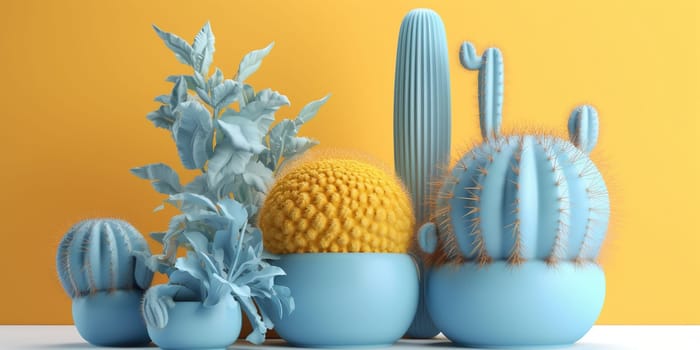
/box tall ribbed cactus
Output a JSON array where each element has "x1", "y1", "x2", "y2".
[
  {"x1": 56, "y1": 219, "x2": 153, "y2": 297},
  {"x1": 422, "y1": 42, "x2": 610, "y2": 267},
  {"x1": 393, "y1": 8, "x2": 451, "y2": 338}
]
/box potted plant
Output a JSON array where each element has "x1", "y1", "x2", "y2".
[
  {"x1": 56, "y1": 219, "x2": 154, "y2": 347},
  {"x1": 131, "y1": 21, "x2": 329, "y2": 348},
  {"x1": 257, "y1": 153, "x2": 419, "y2": 347},
  {"x1": 417, "y1": 42, "x2": 610, "y2": 347},
  {"x1": 142, "y1": 199, "x2": 292, "y2": 349}
]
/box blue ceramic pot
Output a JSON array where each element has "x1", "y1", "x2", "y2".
[
  {"x1": 270, "y1": 253, "x2": 419, "y2": 347},
  {"x1": 147, "y1": 296, "x2": 241, "y2": 350},
  {"x1": 427, "y1": 261, "x2": 605, "y2": 347},
  {"x1": 72, "y1": 290, "x2": 150, "y2": 347}
]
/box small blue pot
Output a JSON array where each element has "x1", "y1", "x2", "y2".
[
  {"x1": 72, "y1": 290, "x2": 150, "y2": 347},
  {"x1": 146, "y1": 296, "x2": 241, "y2": 350},
  {"x1": 427, "y1": 261, "x2": 605, "y2": 347},
  {"x1": 270, "y1": 253, "x2": 419, "y2": 348}
]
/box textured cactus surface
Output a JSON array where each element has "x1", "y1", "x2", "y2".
[
  {"x1": 426, "y1": 42, "x2": 610, "y2": 266},
  {"x1": 259, "y1": 156, "x2": 414, "y2": 254},
  {"x1": 393, "y1": 8, "x2": 450, "y2": 338},
  {"x1": 56, "y1": 219, "x2": 153, "y2": 298}
]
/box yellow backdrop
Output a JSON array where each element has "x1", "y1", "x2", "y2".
[{"x1": 1, "y1": 0, "x2": 698, "y2": 325}]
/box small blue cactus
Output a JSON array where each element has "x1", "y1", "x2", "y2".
[
  {"x1": 56, "y1": 219, "x2": 154, "y2": 297},
  {"x1": 460, "y1": 42, "x2": 504, "y2": 139},
  {"x1": 421, "y1": 42, "x2": 610, "y2": 267}
]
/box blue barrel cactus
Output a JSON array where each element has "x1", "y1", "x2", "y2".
[
  {"x1": 393, "y1": 8, "x2": 451, "y2": 338},
  {"x1": 419, "y1": 42, "x2": 610, "y2": 347},
  {"x1": 56, "y1": 219, "x2": 154, "y2": 347}
]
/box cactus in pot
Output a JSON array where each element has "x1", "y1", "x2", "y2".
[
  {"x1": 393, "y1": 8, "x2": 451, "y2": 338},
  {"x1": 418, "y1": 42, "x2": 610, "y2": 347},
  {"x1": 258, "y1": 152, "x2": 419, "y2": 347},
  {"x1": 56, "y1": 219, "x2": 154, "y2": 347},
  {"x1": 131, "y1": 22, "x2": 328, "y2": 348}
]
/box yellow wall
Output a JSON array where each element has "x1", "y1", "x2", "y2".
[{"x1": 1, "y1": 0, "x2": 698, "y2": 324}]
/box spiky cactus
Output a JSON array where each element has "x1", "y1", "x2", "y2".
[
  {"x1": 422, "y1": 42, "x2": 610, "y2": 267},
  {"x1": 393, "y1": 8, "x2": 450, "y2": 338},
  {"x1": 56, "y1": 219, "x2": 153, "y2": 297},
  {"x1": 56, "y1": 218, "x2": 154, "y2": 346}
]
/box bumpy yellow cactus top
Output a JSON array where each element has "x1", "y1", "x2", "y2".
[{"x1": 259, "y1": 156, "x2": 414, "y2": 254}]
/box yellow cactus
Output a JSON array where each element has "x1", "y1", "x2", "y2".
[{"x1": 259, "y1": 155, "x2": 414, "y2": 254}]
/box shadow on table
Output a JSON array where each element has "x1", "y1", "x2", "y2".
[
  {"x1": 30, "y1": 344, "x2": 155, "y2": 349},
  {"x1": 231, "y1": 339, "x2": 629, "y2": 350}
]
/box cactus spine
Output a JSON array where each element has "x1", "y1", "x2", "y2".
[
  {"x1": 393, "y1": 8, "x2": 451, "y2": 338},
  {"x1": 424, "y1": 42, "x2": 610, "y2": 267},
  {"x1": 56, "y1": 219, "x2": 153, "y2": 298}
]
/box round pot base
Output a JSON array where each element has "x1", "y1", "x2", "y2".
[
  {"x1": 270, "y1": 253, "x2": 419, "y2": 348},
  {"x1": 147, "y1": 297, "x2": 241, "y2": 350},
  {"x1": 72, "y1": 289, "x2": 150, "y2": 347},
  {"x1": 427, "y1": 261, "x2": 605, "y2": 347}
]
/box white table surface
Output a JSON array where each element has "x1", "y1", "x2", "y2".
[{"x1": 0, "y1": 325, "x2": 697, "y2": 350}]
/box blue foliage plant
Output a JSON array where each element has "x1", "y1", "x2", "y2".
[{"x1": 131, "y1": 22, "x2": 329, "y2": 344}]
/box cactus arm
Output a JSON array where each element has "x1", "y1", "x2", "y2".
[
  {"x1": 460, "y1": 42, "x2": 504, "y2": 140},
  {"x1": 417, "y1": 223, "x2": 437, "y2": 254},
  {"x1": 478, "y1": 48, "x2": 504, "y2": 139},
  {"x1": 568, "y1": 105, "x2": 599, "y2": 154},
  {"x1": 459, "y1": 42, "x2": 482, "y2": 70}
]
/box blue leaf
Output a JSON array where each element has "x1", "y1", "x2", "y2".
[
  {"x1": 167, "y1": 192, "x2": 218, "y2": 213},
  {"x1": 184, "y1": 174, "x2": 209, "y2": 195},
  {"x1": 204, "y1": 275, "x2": 233, "y2": 307},
  {"x1": 153, "y1": 24, "x2": 194, "y2": 66},
  {"x1": 237, "y1": 295, "x2": 267, "y2": 344},
  {"x1": 172, "y1": 101, "x2": 214, "y2": 169},
  {"x1": 192, "y1": 22, "x2": 215, "y2": 75},
  {"x1": 183, "y1": 231, "x2": 209, "y2": 253},
  {"x1": 206, "y1": 143, "x2": 253, "y2": 186},
  {"x1": 175, "y1": 252, "x2": 209, "y2": 286},
  {"x1": 222, "y1": 89, "x2": 289, "y2": 134},
  {"x1": 235, "y1": 42, "x2": 274, "y2": 83},
  {"x1": 212, "y1": 80, "x2": 241, "y2": 109},
  {"x1": 217, "y1": 199, "x2": 248, "y2": 226},
  {"x1": 154, "y1": 94, "x2": 170, "y2": 104},
  {"x1": 217, "y1": 118, "x2": 266, "y2": 153},
  {"x1": 195, "y1": 87, "x2": 211, "y2": 105},
  {"x1": 146, "y1": 105, "x2": 175, "y2": 129},
  {"x1": 131, "y1": 163, "x2": 183, "y2": 195},
  {"x1": 150, "y1": 232, "x2": 166, "y2": 243},
  {"x1": 239, "y1": 84, "x2": 255, "y2": 107},
  {"x1": 143, "y1": 284, "x2": 198, "y2": 329},
  {"x1": 166, "y1": 75, "x2": 200, "y2": 90},
  {"x1": 283, "y1": 136, "x2": 318, "y2": 158},
  {"x1": 269, "y1": 119, "x2": 296, "y2": 159},
  {"x1": 208, "y1": 68, "x2": 224, "y2": 89},
  {"x1": 242, "y1": 161, "x2": 274, "y2": 192},
  {"x1": 194, "y1": 71, "x2": 207, "y2": 88},
  {"x1": 170, "y1": 76, "x2": 189, "y2": 107},
  {"x1": 294, "y1": 94, "x2": 330, "y2": 127}
]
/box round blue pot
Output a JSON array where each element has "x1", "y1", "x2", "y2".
[
  {"x1": 270, "y1": 253, "x2": 419, "y2": 348},
  {"x1": 72, "y1": 290, "x2": 150, "y2": 347},
  {"x1": 146, "y1": 296, "x2": 241, "y2": 350},
  {"x1": 427, "y1": 261, "x2": 605, "y2": 347}
]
